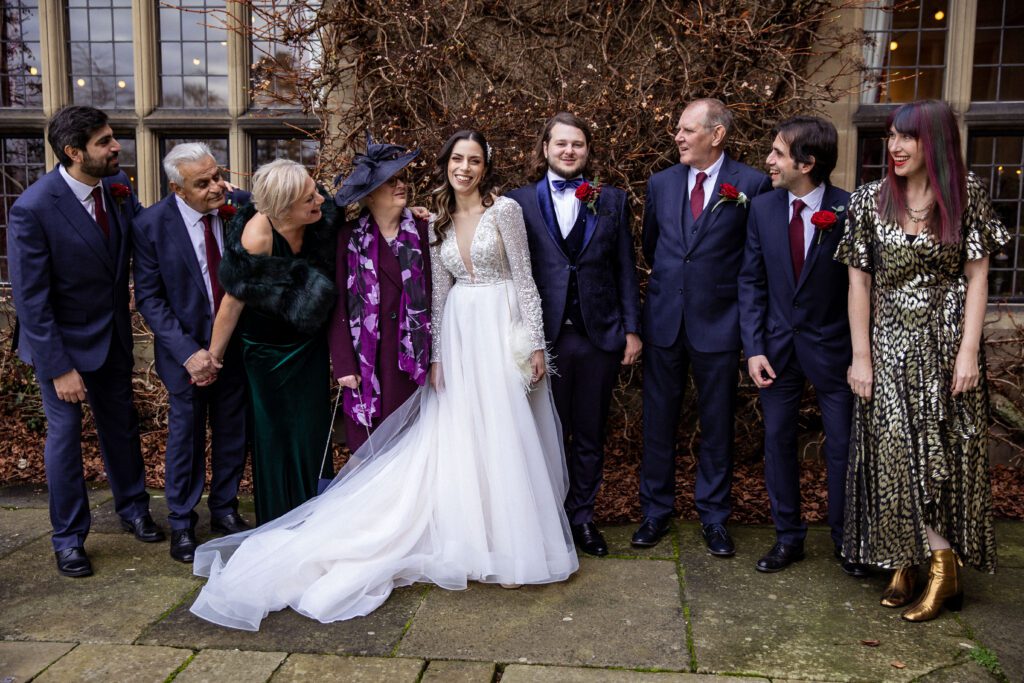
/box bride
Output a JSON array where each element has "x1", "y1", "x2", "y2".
[{"x1": 190, "y1": 130, "x2": 579, "y2": 630}]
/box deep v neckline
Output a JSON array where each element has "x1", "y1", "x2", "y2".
[{"x1": 454, "y1": 208, "x2": 487, "y2": 280}]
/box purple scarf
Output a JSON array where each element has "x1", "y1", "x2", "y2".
[{"x1": 345, "y1": 209, "x2": 430, "y2": 427}]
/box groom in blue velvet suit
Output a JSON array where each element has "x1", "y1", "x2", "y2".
[
  {"x1": 738, "y1": 116, "x2": 866, "y2": 577},
  {"x1": 635, "y1": 99, "x2": 770, "y2": 553},
  {"x1": 133, "y1": 142, "x2": 252, "y2": 564},
  {"x1": 508, "y1": 112, "x2": 641, "y2": 557},
  {"x1": 7, "y1": 106, "x2": 163, "y2": 578}
]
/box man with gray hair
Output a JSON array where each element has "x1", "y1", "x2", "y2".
[
  {"x1": 633, "y1": 98, "x2": 771, "y2": 554},
  {"x1": 132, "y1": 142, "x2": 251, "y2": 563}
]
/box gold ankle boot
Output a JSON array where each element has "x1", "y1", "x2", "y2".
[
  {"x1": 880, "y1": 567, "x2": 917, "y2": 607},
  {"x1": 901, "y1": 548, "x2": 963, "y2": 622}
]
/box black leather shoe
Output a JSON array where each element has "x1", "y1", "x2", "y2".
[
  {"x1": 120, "y1": 514, "x2": 165, "y2": 543},
  {"x1": 55, "y1": 547, "x2": 93, "y2": 578},
  {"x1": 631, "y1": 517, "x2": 671, "y2": 548},
  {"x1": 169, "y1": 529, "x2": 197, "y2": 563},
  {"x1": 211, "y1": 512, "x2": 251, "y2": 535},
  {"x1": 835, "y1": 546, "x2": 869, "y2": 577},
  {"x1": 571, "y1": 522, "x2": 608, "y2": 557},
  {"x1": 701, "y1": 523, "x2": 735, "y2": 557},
  {"x1": 756, "y1": 541, "x2": 805, "y2": 573}
]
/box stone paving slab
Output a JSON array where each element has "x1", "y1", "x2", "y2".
[
  {"x1": 501, "y1": 665, "x2": 766, "y2": 682},
  {"x1": 995, "y1": 520, "x2": 1024, "y2": 568},
  {"x1": 959, "y1": 567, "x2": 1023, "y2": 683},
  {"x1": 602, "y1": 523, "x2": 676, "y2": 560},
  {"x1": 0, "y1": 641, "x2": 76, "y2": 683},
  {"x1": 0, "y1": 483, "x2": 110, "y2": 510},
  {"x1": 174, "y1": 648, "x2": 288, "y2": 683},
  {"x1": 270, "y1": 653, "x2": 423, "y2": 681},
  {"x1": 915, "y1": 660, "x2": 1002, "y2": 682},
  {"x1": 0, "y1": 534, "x2": 200, "y2": 644},
  {"x1": 0, "y1": 507, "x2": 50, "y2": 559},
  {"x1": 138, "y1": 585, "x2": 427, "y2": 656},
  {"x1": 680, "y1": 524, "x2": 970, "y2": 681},
  {"x1": 421, "y1": 659, "x2": 497, "y2": 682},
  {"x1": 32, "y1": 643, "x2": 191, "y2": 683},
  {"x1": 399, "y1": 557, "x2": 688, "y2": 670}
]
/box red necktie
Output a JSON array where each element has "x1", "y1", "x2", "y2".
[
  {"x1": 91, "y1": 186, "x2": 110, "y2": 239},
  {"x1": 690, "y1": 171, "x2": 707, "y2": 220},
  {"x1": 202, "y1": 215, "x2": 224, "y2": 312},
  {"x1": 789, "y1": 198, "x2": 807, "y2": 281}
]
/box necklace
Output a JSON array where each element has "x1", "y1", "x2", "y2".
[{"x1": 905, "y1": 203, "x2": 932, "y2": 224}]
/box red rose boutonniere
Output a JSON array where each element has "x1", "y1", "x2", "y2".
[
  {"x1": 109, "y1": 182, "x2": 131, "y2": 208},
  {"x1": 811, "y1": 205, "x2": 845, "y2": 244},
  {"x1": 218, "y1": 201, "x2": 237, "y2": 222},
  {"x1": 575, "y1": 177, "x2": 602, "y2": 214},
  {"x1": 710, "y1": 182, "x2": 749, "y2": 212}
]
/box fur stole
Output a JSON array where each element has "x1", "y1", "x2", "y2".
[{"x1": 219, "y1": 188, "x2": 339, "y2": 335}]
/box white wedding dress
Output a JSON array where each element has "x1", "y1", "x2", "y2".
[{"x1": 190, "y1": 196, "x2": 578, "y2": 630}]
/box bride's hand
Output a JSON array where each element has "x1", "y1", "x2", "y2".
[
  {"x1": 430, "y1": 362, "x2": 444, "y2": 391},
  {"x1": 530, "y1": 350, "x2": 546, "y2": 384}
]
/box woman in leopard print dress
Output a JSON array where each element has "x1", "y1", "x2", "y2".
[{"x1": 835, "y1": 100, "x2": 1009, "y2": 622}]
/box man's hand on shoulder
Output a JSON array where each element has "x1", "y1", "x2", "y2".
[{"x1": 53, "y1": 369, "x2": 87, "y2": 403}]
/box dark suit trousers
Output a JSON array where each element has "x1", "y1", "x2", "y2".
[
  {"x1": 38, "y1": 343, "x2": 149, "y2": 551},
  {"x1": 550, "y1": 324, "x2": 621, "y2": 525},
  {"x1": 761, "y1": 356, "x2": 851, "y2": 547},
  {"x1": 640, "y1": 322, "x2": 738, "y2": 523},
  {"x1": 165, "y1": 366, "x2": 247, "y2": 530}
]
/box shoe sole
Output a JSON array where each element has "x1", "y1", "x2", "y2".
[
  {"x1": 170, "y1": 553, "x2": 195, "y2": 564},
  {"x1": 57, "y1": 566, "x2": 93, "y2": 578},
  {"x1": 578, "y1": 547, "x2": 609, "y2": 557},
  {"x1": 630, "y1": 529, "x2": 670, "y2": 548},
  {"x1": 707, "y1": 548, "x2": 736, "y2": 557},
  {"x1": 755, "y1": 555, "x2": 804, "y2": 573}
]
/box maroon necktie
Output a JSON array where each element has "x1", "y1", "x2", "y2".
[
  {"x1": 789, "y1": 198, "x2": 807, "y2": 281},
  {"x1": 690, "y1": 171, "x2": 707, "y2": 220},
  {"x1": 91, "y1": 186, "x2": 110, "y2": 239},
  {"x1": 202, "y1": 215, "x2": 224, "y2": 312}
]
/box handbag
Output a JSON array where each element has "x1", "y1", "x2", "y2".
[{"x1": 317, "y1": 388, "x2": 342, "y2": 494}]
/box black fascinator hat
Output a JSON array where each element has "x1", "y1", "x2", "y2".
[{"x1": 333, "y1": 132, "x2": 420, "y2": 207}]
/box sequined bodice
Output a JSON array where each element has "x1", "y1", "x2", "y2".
[{"x1": 430, "y1": 196, "x2": 545, "y2": 360}]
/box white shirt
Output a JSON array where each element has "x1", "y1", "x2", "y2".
[
  {"x1": 686, "y1": 153, "x2": 727, "y2": 213},
  {"x1": 59, "y1": 164, "x2": 104, "y2": 221},
  {"x1": 547, "y1": 169, "x2": 583, "y2": 239},
  {"x1": 788, "y1": 183, "x2": 826, "y2": 258},
  {"x1": 174, "y1": 194, "x2": 224, "y2": 314}
]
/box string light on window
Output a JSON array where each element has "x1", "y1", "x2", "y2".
[
  {"x1": 117, "y1": 80, "x2": 127, "y2": 89},
  {"x1": 76, "y1": 78, "x2": 86, "y2": 87},
  {"x1": 29, "y1": 66, "x2": 38, "y2": 75},
  {"x1": 193, "y1": 58, "x2": 202, "y2": 66},
  {"x1": 889, "y1": 41, "x2": 899, "y2": 51},
  {"x1": 934, "y1": 10, "x2": 945, "y2": 21}
]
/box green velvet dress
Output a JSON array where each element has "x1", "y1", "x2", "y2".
[{"x1": 240, "y1": 230, "x2": 333, "y2": 524}]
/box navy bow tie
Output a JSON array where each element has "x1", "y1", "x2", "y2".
[{"x1": 551, "y1": 177, "x2": 585, "y2": 192}]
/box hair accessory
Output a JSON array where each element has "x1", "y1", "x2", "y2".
[{"x1": 486, "y1": 142, "x2": 493, "y2": 164}]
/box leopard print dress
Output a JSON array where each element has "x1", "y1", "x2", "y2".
[{"x1": 834, "y1": 173, "x2": 1009, "y2": 572}]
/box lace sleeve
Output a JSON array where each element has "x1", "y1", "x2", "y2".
[
  {"x1": 429, "y1": 224, "x2": 454, "y2": 362},
  {"x1": 496, "y1": 198, "x2": 545, "y2": 351}
]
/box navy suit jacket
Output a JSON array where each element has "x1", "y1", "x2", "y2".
[
  {"x1": 738, "y1": 184, "x2": 852, "y2": 391},
  {"x1": 132, "y1": 190, "x2": 250, "y2": 395},
  {"x1": 507, "y1": 180, "x2": 640, "y2": 352},
  {"x1": 8, "y1": 166, "x2": 141, "y2": 381},
  {"x1": 641, "y1": 155, "x2": 771, "y2": 352}
]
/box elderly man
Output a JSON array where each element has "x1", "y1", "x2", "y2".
[
  {"x1": 8, "y1": 105, "x2": 162, "y2": 578},
  {"x1": 132, "y1": 143, "x2": 251, "y2": 563},
  {"x1": 635, "y1": 98, "x2": 771, "y2": 553}
]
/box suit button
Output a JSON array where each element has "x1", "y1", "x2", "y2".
[
  {"x1": 678, "y1": 288, "x2": 684, "y2": 294},
  {"x1": 390, "y1": 312, "x2": 397, "y2": 320},
  {"x1": 793, "y1": 302, "x2": 800, "y2": 308},
  {"x1": 692, "y1": 229, "x2": 697, "y2": 234},
  {"x1": 685, "y1": 258, "x2": 691, "y2": 263},
  {"x1": 793, "y1": 328, "x2": 800, "y2": 334}
]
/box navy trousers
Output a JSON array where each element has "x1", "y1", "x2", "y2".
[
  {"x1": 550, "y1": 324, "x2": 621, "y2": 525},
  {"x1": 164, "y1": 365, "x2": 247, "y2": 531},
  {"x1": 760, "y1": 356, "x2": 851, "y2": 547},
  {"x1": 38, "y1": 343, "x2": 149, "y2": 551},
  {"x1": 640, "y1": 322, "x2": 738, "y2": 524}
]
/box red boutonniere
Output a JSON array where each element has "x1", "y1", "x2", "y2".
[
  {"x1": 109, "y1": 182, "x2": 131, "y2": 207},
  {"x1": 575, "y1": 177, "x2": 602, "y2": 214},
  {"x1": 218, "y1": 201, "x2": 237, "y2": 222},
  {"x1": 711, "y1": 182, "x2": 749, "y2": 212},
  {"x1": 811, "y1": 205, "x2": 845, "y2": 244}
]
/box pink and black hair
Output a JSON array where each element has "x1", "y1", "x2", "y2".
[{"x1": 877, "y1": 100, "x2": 966, "y2": 244}]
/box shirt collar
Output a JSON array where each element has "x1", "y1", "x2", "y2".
[
  {"x1": 690, "y1": 152, "x2": 726, "y2": 181},
  {"x1": 788, "y1": 182, "x2": 826, "y2": 213},
  {"x1": 59, "y1": 164, "x2": 100, "y2": 202},
  {"x1": 547, "y1": 168, "x2": 584, "y2": 192},
  {"x1": 174, "y1": 193, "x2": 215, "y2": 228}
]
